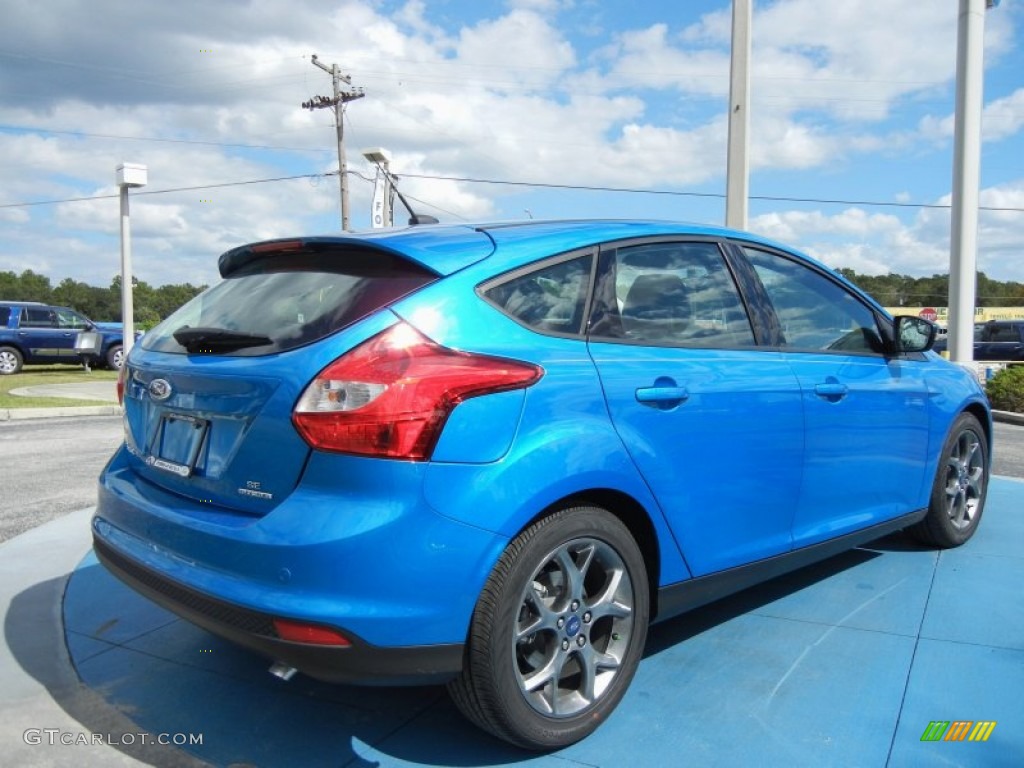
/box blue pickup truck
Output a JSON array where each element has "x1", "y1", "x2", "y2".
[
  {"x1": 0, "y1": 300, "x2": 131, "y2": 374},
  {"x1": 933, "y1": 320, "x2": 1024, "y2": 361}
]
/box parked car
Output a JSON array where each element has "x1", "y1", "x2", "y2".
[
  {"x1": 93, "y1": 220, "x2": 991, "y2": 750},
  {"x1": 0, "y1": 300, "x2": 131, "y2": 374},
  {"x1": 932, "y1": 320, "x2": 1024, "y2": 361}
]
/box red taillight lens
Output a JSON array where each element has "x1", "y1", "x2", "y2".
[
  {"x1": 273, "y1": 619, "x2": 351, "y2": 646},
  {"x1": 292, "y1": 323, "x2": 543, "y2": 460},
  {"x1": 116, "y1": 364, "x2": 128, "y2": 405}
]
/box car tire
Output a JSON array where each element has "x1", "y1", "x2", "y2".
[
  {"x1": 0, "y1": 346, "x2": 24, "y2": 375},
  {"x1": 907, "y1": 412, "x2": 988, "y2": 548},
  {"x1": 105, "y1": 344, "x2": 123, "y2": 370},
  {"x1": 448, "y1": 505, "x2": 649, "y2": 750}
]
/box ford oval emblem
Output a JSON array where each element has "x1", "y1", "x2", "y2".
[{"x1": 148, "y1": 378, "x2": 172, "y2": 401}]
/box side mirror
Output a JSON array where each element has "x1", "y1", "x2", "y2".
[{"x1": 893, "y1": 315, "x2": 937, "y2": 354}]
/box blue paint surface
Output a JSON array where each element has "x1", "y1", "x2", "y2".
[{"x1": 65, "y1": 478, "x2": 1024, "y2": 766}]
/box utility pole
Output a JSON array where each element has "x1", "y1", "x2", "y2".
[{"x1": 303, "y1": 54, "x2": 364, "y2": 231}]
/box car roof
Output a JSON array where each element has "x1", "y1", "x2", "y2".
[{"x1": 226, "y1": 219, "x2": 795, "y2": 278}]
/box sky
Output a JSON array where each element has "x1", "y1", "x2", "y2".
[{"x1": 0, "y1": 0, "x2": 1022, "y2": 290}]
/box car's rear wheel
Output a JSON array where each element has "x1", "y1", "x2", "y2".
[
  {"x1": 0, "y1": 346, "x2": 23, "y2": 375},
  {"x1": 448, "y1": 506, "x2": 649, "y2": 750},
  {"x1": 908, "y1": 412, "x2": 988, "y2": 548},
  {"x1": 105, "y1": 344, "x2": 123, "y2": 370}
]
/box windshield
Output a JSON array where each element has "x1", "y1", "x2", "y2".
[{"x1": 142, "y1": 248, "x2": 436, "y2": 356}]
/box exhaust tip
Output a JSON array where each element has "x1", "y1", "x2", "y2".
[{"x1": 269, "y1": 662, "x2": 298, "y2": 681}]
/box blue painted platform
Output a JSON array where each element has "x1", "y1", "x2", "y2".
[{"x1": 61, "y1": 479, "x2": 1024, "y2": 767}]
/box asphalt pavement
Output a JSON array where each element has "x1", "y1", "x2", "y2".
[{"x1": 0, "y1": 415, "x2": 123, "y2": 543}]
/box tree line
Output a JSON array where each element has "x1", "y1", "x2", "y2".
[
  {"x1": 4, "y1": 266, "x2": 1023, "y2": 326},
  {"x1": 836, "y1": 269, "x2": 1024, "y2": 308},
  {"x1": 0, "y1": 270, "x2": 206, "y2": 328}
]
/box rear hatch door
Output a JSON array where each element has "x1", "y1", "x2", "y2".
[{"x1": 120, "y1": 240, "x2": 450, "y2": 515}]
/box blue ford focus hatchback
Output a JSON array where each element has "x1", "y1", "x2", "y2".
[{"x1": 94, "y1": 220, "x2": 990, "y2": 749}]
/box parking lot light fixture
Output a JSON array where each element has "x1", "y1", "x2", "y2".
[{"x1": 362, "y1": 147, "x2": 393, "y2": 228}]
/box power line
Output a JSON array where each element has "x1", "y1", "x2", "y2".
[
  {"x1": 401, "y1": 191, "x2": 470, "y2": 222},
  {"x1": 0, "y1": 172, "x2": 335, "y2": 209},
  {"x1": 2, "y1": 168, "x2": 1023, "y2": 215},
  {"x1": 396, "y1": 172, "x2": 1024, "y2": 213},
  {"x1": 0, "y1": 125, "x2": 330, "y2": 153}
]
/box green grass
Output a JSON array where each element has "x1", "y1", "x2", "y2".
[{"x1": 0, "y1": 365, "x2": 118, "y2": 408}]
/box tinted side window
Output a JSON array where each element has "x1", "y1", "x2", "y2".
[
  {"x1": 482, "y1": 254, "x2": 593, "y2": 336},
  {"x1": 590, "y1": 241, "x2": 754, "y2": 347},
  {"x1": 744, "y1": 247, "x2": 883, "y2": 354},
  {"x1": 22, "y1": 308, "x2": 57, "y2": 327},
  {"x1": 0, "y1": 307, "x2": 10, "y2": 326},
  {"x1": 989, "y1": 324, "x2": 1021, "y2": 342}
]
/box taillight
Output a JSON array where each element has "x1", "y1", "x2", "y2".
[
  {"x1": 292, "y1": 323, "x2": 542, "y2": 459},
  {"x1": 116, "y1": 363, "x2": 128, "y2": 405}
]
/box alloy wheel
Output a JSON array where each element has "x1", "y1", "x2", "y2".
[
  {"x1": 513, "y1": 538, "x2": 635, "y2": 717},
  {"x1": 944, "y1": 427, "x2": 984, "y2": 530}
]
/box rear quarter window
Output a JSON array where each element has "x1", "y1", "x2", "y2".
[
  {"x1": 480, "y1": 252, "x2": 594, "y2": 336},
  {"x1": 142, "y1": 248, "x2": 437, "y2": 355},
  {"x1": 0, "y1": 307, "x2": 10, "y2": 326}
]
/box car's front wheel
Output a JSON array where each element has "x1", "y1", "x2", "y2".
[
  {"x1": 908, "y1": 412, "x2": 988, "y2": 548},
  {"x1": 448, "y1": 506, "x2": 649, "y2": 750}
]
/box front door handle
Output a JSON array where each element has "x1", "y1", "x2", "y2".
[{"x1": 814, "y1": 381, "x2": 849, "y2": 401}]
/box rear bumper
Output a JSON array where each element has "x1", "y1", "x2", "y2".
[
  {"x1": 93, "y1": 534, "x2": 464, "y2": 684},
  {"x1": 94, "y1": 446, "x2": 511, "y2": 666}
]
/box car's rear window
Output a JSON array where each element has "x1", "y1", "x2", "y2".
[
  {"x1": 0, "y1": 307, "x2": 10, "y2": 326},
  {"x1": 141, "y1": 249, "x2": 437, "y2": 356}
]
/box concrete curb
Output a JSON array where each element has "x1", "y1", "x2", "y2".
[
  {"x1": 0, "y1": 405, "x2": 122, "y2": 421},
  {"x1": 992, "y1": 409, "x2": 1024, "y2": 426},
  {"x1": 0, "y1": 508, "x2": 157, "y2": 766}
]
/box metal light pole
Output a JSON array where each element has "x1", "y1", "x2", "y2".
[
  {"x1": 116, "y1": 163, "x2": 147, "y2": 362},
  {"x1": 725, "y1": 0, "x2": 752, "y2": 230},
  {"x1": 947, "y1": 0, "x2": 998, "y2": 363}
]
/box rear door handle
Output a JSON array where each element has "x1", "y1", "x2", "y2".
[{"x1": 635, "y1": 385, "x2": 689, "y2": 409}]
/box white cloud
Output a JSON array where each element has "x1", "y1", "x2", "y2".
[
  {"x1": 750, "y1": 178, "x2": 1024, "y2": 282},
  {"x1": 0, "y1": 0, "x2": 1021, "y2": 289},
  {"x1": 918, "y1": 87, "x2": 1024, "y2": 144},
  {"x1": 455, "y1": 10, "x2": 576, "y2": 90},
  {"x1": 606, "y1": 2, "x2": 979, "y2": 122},
  {"x1": 981, "y1": 87, "x2": 1024, "y2": 142}
]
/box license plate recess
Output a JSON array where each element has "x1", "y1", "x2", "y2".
[{"x1": 147, "y1": 412, "x2": 209, "y2": 478}]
